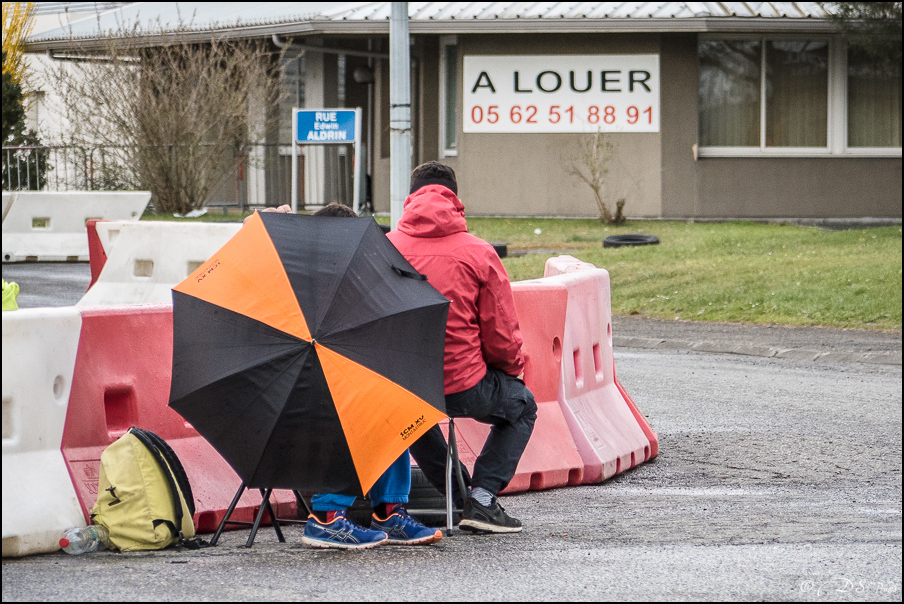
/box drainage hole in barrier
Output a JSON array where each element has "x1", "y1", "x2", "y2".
[
  {"x1": 568, "y1": 468, "x2": 582, "y2": 485},
  {"x1": 573, "y1": 349, "x2": 583, "y2": 387},
  {"x1": 2, "y1": 397, "x2": 13, "y2": 439},
  {"x1": 592, "y1": 343, "x2": 604, "y2": 381},
  {"x1": 134, "y1": 259, "x2": 154, "y2": 278},
  {"x1": 53, "y1": 375, "x2": 65, "y2": 401},
  {"x1": 104, "y1": 386, "x2": 138, "y2": 435}
]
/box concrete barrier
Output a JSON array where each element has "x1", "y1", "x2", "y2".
[
  {"x1": 2, "y1": 308, "x2": 86, "y2": 557},
  {"x1": 78, "y1": 221, "x2": 242, "y2": 306},
  {"x1": 430, "y1": 256, "x2": 658, "y2": 493},
  {"x1": 1, "y1": 191, "x2": 150, "y2": 262},
  {"x1": 61, "y1": 304, "x2": 296, "y2": 532},
  {"x1": 543, "y1": 256, "x2": 657, "y2": 482},
  {"x1": 544, "y1": 255, "x2": 658, "y2": 458},
  {"x1": 448, "y1": 275, "x2": 586, "y2": 494},
  {"x1": 2, "y1": 192, "x2": 14, "y2": 223}
]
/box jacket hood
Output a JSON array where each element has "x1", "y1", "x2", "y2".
[{"x1": 396, "y1": 185, "x2": 467, "y2": 238}]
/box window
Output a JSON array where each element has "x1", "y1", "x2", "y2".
[
  {"x1": 698, "y1": 36, "x2": 902, "y2": 156},
  {"x1": 439, "y1": 36, "x2": 458, "y2": 157},
  {"x1": 847, "y1": 48, "x2": 902, "y2": 148}
]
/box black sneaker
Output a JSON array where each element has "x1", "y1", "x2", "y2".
[{"x1": 459, "y1": 496, "x2": 523, "y2": 533}]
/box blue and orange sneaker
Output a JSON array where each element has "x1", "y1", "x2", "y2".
[
  {"x1": 302, "y1": 511, "x2": 388, "y2": 550},
  {"x1": 371, "y1": 506, "x2": 442, "y2": 545}
]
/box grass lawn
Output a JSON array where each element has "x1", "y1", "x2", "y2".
[{"x1": 143, "y1": 211, "x2": 902, "y2": 331}]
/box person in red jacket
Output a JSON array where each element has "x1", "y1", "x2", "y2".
[{"x1": 388, "y1": 161, "x2": 537, "y2": 533}]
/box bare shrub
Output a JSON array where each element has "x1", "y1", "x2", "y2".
[
  {"x1": 564, "y1": 130, "x2": 627, "y2": 225},
  {"x1": 45, "y1": 19, "x2": 283, "y2": 213}
]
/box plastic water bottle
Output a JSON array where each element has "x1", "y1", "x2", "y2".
[{"x1": 59, "y1": 525, "x2": 109, "y2": 554}]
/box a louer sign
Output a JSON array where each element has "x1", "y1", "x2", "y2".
[{"x1": 463, "y1": 55, "x2": 660, "y2": 133}]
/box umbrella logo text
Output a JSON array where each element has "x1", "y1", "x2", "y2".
[
  {"x1": 195, "y1": 259, "x2": 221, "y2": 284},
  {"x1": 400, "y1": 415, "x2": 427, "y2": 442}
]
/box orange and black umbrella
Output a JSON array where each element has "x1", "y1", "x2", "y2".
[{"x1": 168, "y1": 212, "x2": 449, "y2": 497}]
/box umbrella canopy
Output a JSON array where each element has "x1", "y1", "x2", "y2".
[{"x1": 169, "y1": 212, "x2": 449, "y2": 497}]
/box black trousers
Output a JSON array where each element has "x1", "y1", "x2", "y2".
[{"x1": 410, "y1": 367, "x2": 537, "y2": 500}]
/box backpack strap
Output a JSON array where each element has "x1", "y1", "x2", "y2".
[
  {"x1": 137, "y1": 428, "x2": 196, "y2": 518},
  {"x1": 128, "y1": 427, "x2": 208, "y2": 549}
]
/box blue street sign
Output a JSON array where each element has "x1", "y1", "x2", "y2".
[{"x1": 295, "y1": 109, "x2": 357, "y2": 144}]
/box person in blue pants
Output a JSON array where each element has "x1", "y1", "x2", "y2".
[
  {"x1": 304, "y1": 451, "x2": 440, "y2": 550},
  {"x1": 253, "y1": 202, "x2": 441, "y2": 550}
]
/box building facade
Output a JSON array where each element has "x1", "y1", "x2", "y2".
[{"x1": 25, "y1": 2, "x2": 902, "y2": 219}]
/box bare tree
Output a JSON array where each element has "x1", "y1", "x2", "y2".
[
  {"x1": 564, "y1": 130, "x2": 627, "y2": 225},
  {"x1": 44, "y1": 20, "x2": 283, "y2": 213},
  {"x1": 829, "y1": 2, "x2": 902, "y2": 64}
]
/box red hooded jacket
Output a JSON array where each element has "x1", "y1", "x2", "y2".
[{"x1": 387, "y1": 185, "x2": 525, "y2": 395}]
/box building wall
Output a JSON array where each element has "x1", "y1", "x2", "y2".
[
  {"x1": 456, "y1": 33, "x2": 662, "y2": 217},
  {"x1": 369, "y1": 30, "x2": 901, "y2": 219},
  {"x1": 696, "y1": 158, "x2": 903, "y2": 218},
  {"x1": 659, "y1": 33, "x2": 699, "y2": 218}
]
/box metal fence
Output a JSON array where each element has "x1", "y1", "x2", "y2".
[{"x1": 1, "y1": 143, "x2": 358, "y2": 212}]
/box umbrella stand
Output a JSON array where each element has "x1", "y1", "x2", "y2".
[
  {"x1": 446, "y1": 419, "x2": 469, "y2": 536},
  {"x1": 209, "y1": 482, "x2": 307, "y2": 548}
]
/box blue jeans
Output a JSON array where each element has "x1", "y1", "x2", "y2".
[
  {"x1": 410, "y1": 366, "x2": 537, "y2": 497},
  {"x1": 311, "y1": 451, "x2": 411, "y2": 511}
]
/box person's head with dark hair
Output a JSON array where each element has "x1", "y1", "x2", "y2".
[
  {"x1": 314, "y1": 202, "x2": 358, "y2": 218},
  {"x1": 409, "y1": 161, "x2": 457, "y2": 196}
]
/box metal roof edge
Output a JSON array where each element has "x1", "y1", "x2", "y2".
[{"x1": 24, "y1": 16, "x2": 838, "y2": 53}]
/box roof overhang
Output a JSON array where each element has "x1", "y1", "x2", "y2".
[{"x1": 24, "y1": 17, "x2": 839, "y2": 54}]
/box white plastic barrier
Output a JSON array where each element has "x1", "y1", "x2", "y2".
[
  {"x1": 543, "y1": 255, "x2": 655, "y2": 483},
  {"x1": 77, "y1": 221, "x2": 242, "y2": 306},
  {"x1": 1, "y1": 192, "x2": 14, "y2": 223},
  {"x1": 1, "y1": 191, "x2": 151, "y2": 262},
  {"x1": 2, "y1": 307, "x2": 86, "y2": 557}
]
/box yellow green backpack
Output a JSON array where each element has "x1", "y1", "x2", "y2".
[{"x1": 91, "y1": 427, "x2": 201, "y2": 551}]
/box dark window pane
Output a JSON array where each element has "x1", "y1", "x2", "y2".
[
  {"x1": 765, "y1": 40, "x2": 828, "y2": 147},
  {"x1": 698, "y1": 40, "x2": 761, "y2": 146}
]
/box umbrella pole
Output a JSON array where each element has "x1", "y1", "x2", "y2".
[
  {"x1": 210, "y1": 481, "x2": 247, "y2": 546},
  {"x1": 245, "y1": 488, "x2": 286, "y2": 548},
  {"x1": 445, "y1": 428, "x2": 454, "y2": 535}
]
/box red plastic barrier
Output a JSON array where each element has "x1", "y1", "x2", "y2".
[
  {"x1": 443, "y1": 277, "x2": 585, "y2": 494},
  {"x1": 541, "y1": 256, "x2": 658, "y2": 482},
  {"x1": 85, "y1": 220, "x2": 108, "y2": 289},
  {"x1": 61, "y1": 305, "x2": 296, "y2": 533}
]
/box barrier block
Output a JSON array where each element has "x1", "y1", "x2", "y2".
[
  {"x1": 2, "y1": 308, "x2": 86, "y2": 557},
  {"x1": 85, "y1": 220, "x2": 109, "y2": 288},
  {"x1": 78, "y1": 221, "x2": 242, "y2": 306},
  {"x1": 2, "y1": 191, "x2": 14, "y2": 223},
  {"x1": 544, "y1": 256, "x2": 657, "y2": 482},
  {"x1": 440, "y1": 275, "x2": 585, "y2": 495},
  {"x1": 1, "y1": 191, "x2": 150, "y2": 262},
  {"x1": 62, "y1": 304, "x2": 296, "y2": 534}
]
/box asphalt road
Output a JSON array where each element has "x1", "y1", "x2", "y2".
[{"x1": 2, "y1": 262, "x2": 901, "y2": 601}]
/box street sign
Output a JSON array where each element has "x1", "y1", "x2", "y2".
[
  {"x1": 295, "y1": 109, "x2": 358, "y2": 144},
  {"x1": 291, "y1": 108, "x2": 363, "y2": 214}
]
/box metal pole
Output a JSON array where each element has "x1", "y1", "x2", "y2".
[
  {"x1": 389, "y1": 2, "x2": 411, "y2": 230},
  {"x1": 291, "y1": 108, "x2": 299, "y2": 213},
  {"x1": 353, "y1": 107, "x2": 362, "y2": 214}
]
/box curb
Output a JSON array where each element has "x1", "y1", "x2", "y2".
[{"x1": 613, "y1": 336, "x2": 902, "y2": 366}]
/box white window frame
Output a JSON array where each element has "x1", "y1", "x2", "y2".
[
  {"x1": 698, "y1": 34, "x2": 902, "y2": 158},
  {"x1": 439, "y1": 35, "x2": 458, "y2": 158}
]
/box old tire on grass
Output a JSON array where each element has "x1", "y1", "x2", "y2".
[{"x1": 603, "y1": 234, "x2": 660, "y2": 248}]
